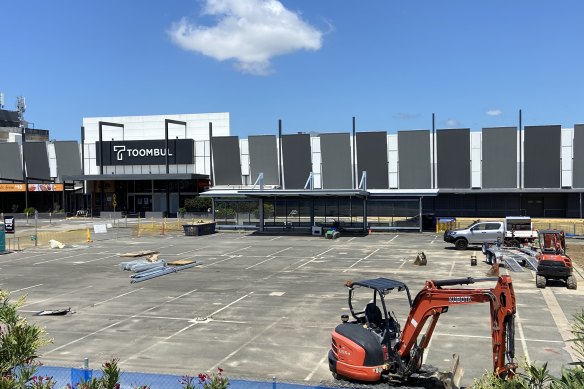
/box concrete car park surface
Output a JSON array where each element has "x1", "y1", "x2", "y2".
[{"x1": 1, "y1": 227, "x2": 583, "y2": 388}]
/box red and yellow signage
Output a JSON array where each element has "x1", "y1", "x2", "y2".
[{"x1": 0, "y1": 183, "x2": 64, "y2": 192}]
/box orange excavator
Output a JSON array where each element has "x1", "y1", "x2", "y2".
[{"x1": 329, "y1": 276, "x2": 516, "y2": 383}]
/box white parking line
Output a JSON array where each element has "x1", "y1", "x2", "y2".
[
  {"x1": 448, "y1": 261, "x2": 456, "y2": 277},
  {"x1": 515, "y1": 308, "x2": 531, "y2": 364},
  {"x1": 12, "y1": 283, "x2": 43, "y2": 293},
  {"x1": 22, "y1": 285, "x2": 94, "y2": 308},
  {"x1": 208, "y1": 316, "x2": 284, "y2": 372},
  {"x1": 270, "y1": 236, "x2": 282, "y2": 241},
  {"x1": 267, "y1": 247, "x2": 292, "y2": 257},
  {"x1": 343, "y1": 248, "x2": 380, "y2": 273},
  {"x1": 295, "y1": 248, "x2": 335, "y2": 270},
  {"x1": 304, "y1": 352, "x2": 329, "y2": 381},
  {"x1": 33, "y1": 252, "x2": 88, "y2": 265},
  {"x1": 46, "y1": 288, "x2": 199, "y2": 355},
  {"x1": 223, "y1": 246, "x2": 252, "y2": 256},
  {"x1": 92, "y1": 288, "x2": 145, "y2": 306},
  {"x1": 121, "y1": 292, "x2": 253, "y2": 364},
  {"x1": 387, "y1": 235, "x2": 399, "y2": 244},
  {"x1": 541, "y1": 287, "x2": 579, "y2": 362}
]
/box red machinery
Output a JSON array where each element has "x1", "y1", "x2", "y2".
[
  {"x1": 536, "y1": 230, "x2": 577, "y2": 289},
  {"x1": 329, "y1": 276, "x2": 516, "y2": 382}
]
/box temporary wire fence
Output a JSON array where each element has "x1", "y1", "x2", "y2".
[
  {"x1": 34, "y1": 365, "x2": 338, "y2": 389},
  {"x1": 435, "y1": 219, "x2": 584, "y2": 236},
  {"x1": 133, "y1": 217, "x2": 214, "y2": 237}
]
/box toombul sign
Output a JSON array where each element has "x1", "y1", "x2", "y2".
[{"x1": 96, "y1": 139, "x2": 194, "y2": 166}]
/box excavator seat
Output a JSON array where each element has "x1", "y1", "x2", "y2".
[{"x1": 365, "y1": 303, "x2": 383, "y2": 329}]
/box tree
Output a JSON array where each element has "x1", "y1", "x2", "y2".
[{"x1": 0, "y1": 291, "x2": 52, "y2": 386}]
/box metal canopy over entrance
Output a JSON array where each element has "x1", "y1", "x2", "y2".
[{"x1": 201, "y1": 188, "x2": 438, "y2": 233}]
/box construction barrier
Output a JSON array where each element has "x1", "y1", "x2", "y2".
[
  {"x1": 436, "y1": 218, "x2": 457, "y2": 233},
  {"x1": 133, "y1": 217, "x2": 214, "y2": 237}
]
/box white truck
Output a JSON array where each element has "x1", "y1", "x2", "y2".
[{"x1": 443, "y1": 216, "x2": 538, "y2": 250}]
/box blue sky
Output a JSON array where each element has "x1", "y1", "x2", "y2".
[{"x1": 1, "y1": 1, "x2": 584, "y2": 141}]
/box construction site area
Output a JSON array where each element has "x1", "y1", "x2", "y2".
[{"x1": 1, "y1": 218, "x2": 583, "y2": 388}]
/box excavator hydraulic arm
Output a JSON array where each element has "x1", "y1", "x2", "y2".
[{"x1": 397, "y1": 276, "x2": 517, "y2": 378}]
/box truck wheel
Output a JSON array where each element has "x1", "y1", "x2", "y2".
[
  {"x1": 455, "y1": 239, "x2": 468, "y2": 250},
  {"x1": 511, "y1": 239, "x2": 521, "y2": 248},
  {"x1": 536, "y1": 275, "x2": 547, "y2": 289},
  {"x1": 567, "y1": 275, "x2": 578, "y2": 290}
]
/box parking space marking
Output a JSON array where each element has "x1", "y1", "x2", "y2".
[
  {"x1": 386, "y1": 235, "x2": 399, "y2": 244},
  {"x1": 267, "y1": 247, "x2": 292, "y2": 257},
  {"x1": 295, "y1": 248, "x2": 335, "y2": 270},
  {"x1": 245, "y1": 249, "x2": 291, "y2": 270},
  {"x1": 121, "y1": 292, "x2": 253, "y2": 365},
  {"x1": 46, "y1": 288, "x2": 199, "y2": 355},
  {"x1": 22, "y1": 285, "x2": 94, "y2": 308},
  {"x1": 75, "y1": 254, "x2": 119, "y2": 264},
  {"x1": 448, "y1": 261, "x2": 456, "y2": 277},
  {"x1": 208, "y1": 316, "x2": 284, "y2": 372},
  {"x1": 304, "y1": 352, "x2": 329, "y2": 381},
  {"x1": 32, "y1": 252, "x2": 88, "y2": 265},
  {"x1": 515, "y1": 309, "x2": 531, "y2": 364},
  {"x1": 223, "y1": 246, "x2": 252, "y2": 256},
  {"x1": 12, "y1": 283, "x2": 43, "y2": 293},
  {"x1": 92, "y1": 288, "x2": 145, "y2": 306},
  {"x1": 541, "y1": 288, "x2": 578, "y2": 362},
  {"x1": 343, "y1": 248, "x2": 380, "y2": 273}
]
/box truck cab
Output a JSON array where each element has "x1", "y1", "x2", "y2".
[{"x1": 444, "y1": 221, "x2": 504, "y2": 250}]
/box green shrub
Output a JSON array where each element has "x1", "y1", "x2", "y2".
[
  {"x1": 0, "y1": 291, "x2": 53, "y2": 386},
  {"x1": 23, "y1": 207, "x2": 36, "y2": 216},
  {"x1": 183, "y1": 197, "x2": 211, "y2": 212}
]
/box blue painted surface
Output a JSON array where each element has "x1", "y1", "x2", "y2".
[{"x1": 35, "y1": 366, "x2": 335, "y2": 389}]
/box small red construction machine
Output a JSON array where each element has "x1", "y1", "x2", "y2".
[
  {"x1": 329, "y1": 276, "x2": 516, "y2": 383},
  {"x1": 536, "y1": 230, "x2": 577, "y2": 289}
]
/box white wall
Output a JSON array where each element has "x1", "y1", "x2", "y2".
[{"x1": 82, "y1": 112, "x2": 230, "y2": 176}]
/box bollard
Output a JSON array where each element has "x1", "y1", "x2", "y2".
[
  {"x1": 272, "y1": 376, "x2": 276, "y2": 389},
  {"x1": 83, "y1": 358, "x2": 89, "y2": 370}
]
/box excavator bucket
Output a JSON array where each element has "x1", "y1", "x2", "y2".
[
  {"x1": 486, "y1": 263, "x2": 500, "y2": 277},
  {"x1": 413, "y1": 252, "x2": 427, "y2": 266},
  {"x1": 441, "y1": 354, "x2": 464, "y2": 389}
]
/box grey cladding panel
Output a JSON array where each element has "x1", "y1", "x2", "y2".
[
  {"x1": 23, "y1": 142, "x2": 50, "y2": 182},
  {"x1": 524, "y1": 125, "x2": 560, "y2": 188},
  {"x1": 482, "y1": 127, "x2": 517, "y2": 188},
  {"x1": 54, "y1": 141, "x2": 82, "y2": 178},
  {"x1": 398, "y1": 130, "x2": 431, "y2": 189},
  {"x1": 320, "y1": 133, "x2": 352, "y2": 189},
  {"x1": 356, "y1": 132, "x2": 388, "y2": 189},
  {"x1": 282, "y1": 134, "x2": 312, "y2": 189},
  {"x1": 437, "y1": 129, "x2": 470, "y2": 188},
  {"x1": 249, "y1": 135, "x2": 279, "y2": 185},
  {"x1": 574, "y1": 125, "x2": 584, "y2": 188},
  {"x1": 211, "y1": 136, "x2": 241, "y2": 185},
  {"x1": 0, "y1": 143, "x2": 23, "y2": 181}
]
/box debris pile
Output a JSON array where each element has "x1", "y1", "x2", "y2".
[{"x1": 118, "y1": 251, "x2": 197, "y2": 283}]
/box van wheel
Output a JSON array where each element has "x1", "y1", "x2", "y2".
[
  {"x1": 536, "y1": 275, "x2": 547, "y2": 289},
  {"x1": 455, "y1": 239, "x2": 468, "y2": 250},
  {"x1": 567, "y1": 275, "x2": 578, "y2": 290}
]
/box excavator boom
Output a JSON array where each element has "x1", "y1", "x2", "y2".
[{"x1": 397, "y1": 276, "x2": 517, "y2": 378}]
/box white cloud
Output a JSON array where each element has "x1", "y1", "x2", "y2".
[
  {"x1": 486, "y1": 109, "x2": 503, "y2": 116},
  {"x1": 444, "y1": 119, "x2": 461, "y2": 127},
  {"x1": 168, "y1": 0, "x2": 323, "y2": 75}
]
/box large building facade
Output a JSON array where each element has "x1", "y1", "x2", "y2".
[{"x1": 203, "y1": 123, "x2": 584, "y2": 232}]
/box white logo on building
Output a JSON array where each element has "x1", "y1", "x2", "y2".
[
  {"x1": 113, "y1": 145, "x2": 126, "y2": 161},
  {"x1": 112, "y1": 144, "x2": 173, "y2": 162}
]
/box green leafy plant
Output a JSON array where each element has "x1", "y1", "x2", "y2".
[
  {"x1": 177, "y1": 207, "x2": 187, "y2": 218},
  {"x1": 0, "y1": 290, "x2": 53, "y2": 388},
  {"x1": 71, "y1": 358, "x2": 121, "y2": 389},
  {"x1": 23, "y1": 207, "x2": 36, "y2": 216},
  {"x1": 184, "y1": 197, "x2": 211, "y2": 212}
]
